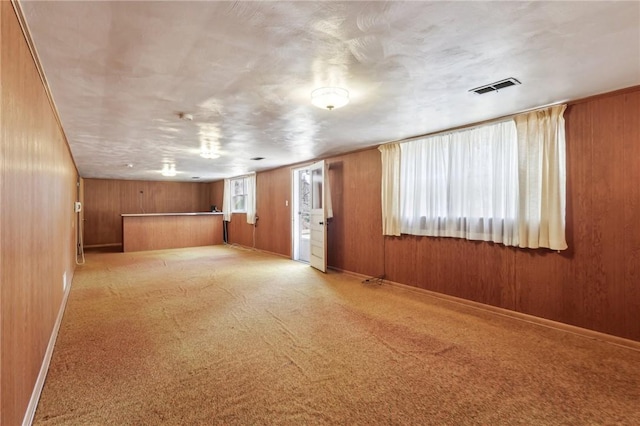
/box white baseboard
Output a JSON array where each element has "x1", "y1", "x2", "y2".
[{"x1": 22, "y1": 271, "x2": 74, "y2": 426}]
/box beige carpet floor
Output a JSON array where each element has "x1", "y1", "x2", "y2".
[{"x1": 35, "y1": 245, "x2": 640, "y2": 425}]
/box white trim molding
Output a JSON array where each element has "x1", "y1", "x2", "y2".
[{"x1": 22, "y1": 272, "x2": 74, "y2": 426}]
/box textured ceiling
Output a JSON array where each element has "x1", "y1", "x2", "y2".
[{"x1": 19, "y1": 1, "x2": 640, "y2": 182}]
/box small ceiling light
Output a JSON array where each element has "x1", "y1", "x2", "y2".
[
  {"x1": 126, "y1": 163, "x2": 134, "y2": 168},
  {"x1": 200, "y1": 150, "x2": 220, "y2": 159},
  {"x1": 161, "y1": 164, "x2": 177, "y2": 177},
  {"x1": 311, "y1": 87, "x2": 349, "y2": 110},
  {"x1": 200, "y1": 145, "x2": 220, "y2": 159},
  {"x1": 178, "y1": 112, "x2": 193, "y2": 121}
]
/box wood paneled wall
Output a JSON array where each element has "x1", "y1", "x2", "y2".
[
  {"x1": 83, "y1": 178, "x2": 212, "y2": 246},
  {"x1": 1, "y1": 3, "x2": 79, "y2": 424},
  {"x1": 226, "y1": 213, "x2": 255, "y2": 248},
  {"x1": 242, "y1": 87, "x2": 640, "y2": 342},
  {"x1": 513, "y1": 89, "x2": 640, "y2": 340},
  {"x1": 326, "y1": 150, "x2": 385, "y2": 276},
  {"x1": 221, "y1": 169, "x2": 291, "y2": 256},
  {"x1": 209, "y1": 180, "x2": 223, "y2": 212},
  {"x1": 255, "y1": 167, "x2": 291, "y2": 256},
  {"x1": 385, "y1": 89, "x2": 640, "y2": 340},
  {"x1": 123, "y1": 214, "x2": 223, "y2": 252}
]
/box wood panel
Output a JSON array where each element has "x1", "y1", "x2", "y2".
[
  {"x1": 622, "y1": 91, "x2": 640, "y2": 339},
  {"x1": 122, "y1": 214, "x2": 223, "y2": 252},
  {"x1": 326, "y1": 150, "x2": 385, "y2": 277},
  {"x1": 1, "y1": 3, "x2": 78, "y2": 424},
  {"x1": 415, "y1": 238, "x2": 517, "y2": 310},
  {"x1": 226, "y1": 213, "x2": 255, "y2": 248},
  {"x1": 83, "y1": 178, "x2": 121, "y2": 246},
  {"x1": 208, "y1": 180, "x2": 224, "y2": 211},
  {"x1": 119, "y1": 180, "x2": 209, "y2": 215},
  {"x1": 255, "y1": 167, "x2": 291, "y2": 257},
  {"x1": 83, "y1": 178, "x2": 211, "y2": 246},
  {"x1": 383, "y1": 235, "x2": 418, "y2": 286},
  {"x1": 549, "y1": 100, "x2": 591, "y2": 326},
  {"x1": 513, "y1": 249, "x2": 573, "y2": 324},
  {"x1": 589, "y1": 96, "x2": 625, "y2": 331}
]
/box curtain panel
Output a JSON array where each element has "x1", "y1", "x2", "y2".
[
  {"x1": 378, "y1": 143, "x2": 402, "y2": 236},
  {"x1": 515, "y1": 104, "x2": 567, "y2": 250},
  {"x1": 222, "y1": 178, "x2": 232, "y2": 222},
  {"x1": 246, "y1": 173, "x2": 257, "y2": 225}
]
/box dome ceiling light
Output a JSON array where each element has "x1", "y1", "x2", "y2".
[
  {"x1": 311, "y1": 87, "x2": 349, "y2": 111},
  {"x1": 161, "y1": 163, "x2": 177, "y2": 177}
]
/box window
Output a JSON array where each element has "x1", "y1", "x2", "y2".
[
  {"x1": 380, "y1": 104, "x2": 567, "y2": 250},
  {"x1": 231, "y1": 176, "x2": 248, "y2": 213},
  {"x1": 400, "y1": 120, "x2": 519, "y2": 244},
  {"x1": 223, "y1": 173, "x2": 256, "y2": 224}
]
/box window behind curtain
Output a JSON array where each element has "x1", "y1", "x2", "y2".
[
  {"x1": 399, "y1": 120, "x2": 520, "y2": 245},
  {"x1": 231, "y1": 176, "x2": 248, "y2": 213}
]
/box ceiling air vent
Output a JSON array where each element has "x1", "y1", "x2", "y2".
[{"x1": 469, "y1": 78, "x2": 521, "y2": 95}]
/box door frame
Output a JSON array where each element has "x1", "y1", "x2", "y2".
[
  {"x1": 308, "y1": 160, "x2": 327, "y2": 272},
  {"x1": 291, "y1": 165, "x2": 310, "y2": 263}
]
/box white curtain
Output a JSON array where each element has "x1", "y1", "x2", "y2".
[
  {"x1": 383, "y1": 105, "x2": 567, "y2": 250},
  {"x1": 246, "y1": 173, "x2": 257, "y2": 225},
  {"x1": 222, "y1": 178, "x2": 232, "y2": 222},
  {"x1": 515, "y1": 105, "x2": 567, "y2": 250},
  {"x1": 378, "y1": 143, "x2": 401, "y2": 236},
  {"x1": 399, "y1": 120, "x2": 520, "y2": 244}
]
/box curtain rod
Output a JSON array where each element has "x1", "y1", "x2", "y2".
[
  {"x1": 378, "y1": 101, "x2": 566, "y2": 148},
  {"x1": 226, "y1": 171, "x2": 256, "y2": 180}
]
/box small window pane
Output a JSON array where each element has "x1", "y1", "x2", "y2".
[
  {"x1": 233, "y1": 195, "x2": 246, "y2": 212},
  {"x1": 233, "y1": 179, "x2": 245, "y2": 196},
  {"x1": 231, "y1": 177, "x2": 248, "y2": 213},
  {"x1": 312, "y1": 168, "x2": 322, "y2": 209}
]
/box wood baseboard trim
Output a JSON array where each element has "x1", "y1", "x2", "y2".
[
  {"x1": 22, "y1": 271, "x2": 74, "y2": 426},
  {"x1": 224, "y1": 243, "x2": 291, "y2": 260},
  {"x1": 84, "y1": 243, "x2": 122, "y2": 249},
  {"x1": 327, "y1": 266, "x2": 381, "y2": 282},
  {"x1": 386, "y1": 279, "x2": 640, "y2": 352},
  {"x1": 328, "y1": 267, "x2": 640, "y2": 352}
]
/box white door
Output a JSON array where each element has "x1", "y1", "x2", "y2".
[{"x1": 309, "y1": 160, "x2": 327, "y2": 272}]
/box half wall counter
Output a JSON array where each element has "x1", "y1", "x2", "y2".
[{"x1": 122, "y1": 212, "x2": 224, "y2": 252}]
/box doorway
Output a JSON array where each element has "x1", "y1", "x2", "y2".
[
  {"x1": 292, "y1": 161, "x2": 328, "y2": 272},
  {"x1": 292, "y1": 166, "x2": 311, "y2": 263}
]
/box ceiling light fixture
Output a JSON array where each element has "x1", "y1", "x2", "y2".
[
  {"x1": 161, "y1": 163, "x2": 176, "y2": 177},
  {"x1": 200, "y1": 142, "x2": 221, "y2": 159},
  {"x1": 200, "y1": 150, "x2": 220, "y2": 159},
  {"x1": 311, "y1": 87, "x2": 349, "y2": 111}
]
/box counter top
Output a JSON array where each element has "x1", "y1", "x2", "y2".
[{"x1": 122, "y1": 212, "x2": 223, "y2": 217}]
